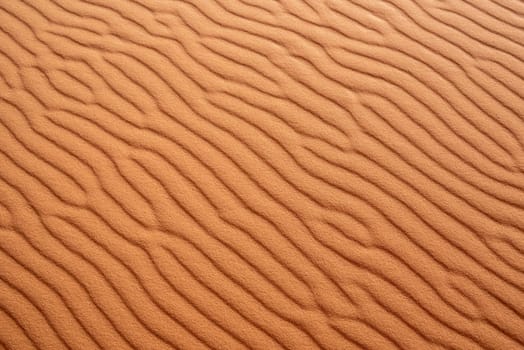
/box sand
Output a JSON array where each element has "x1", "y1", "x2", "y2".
[{"x1": 0, "y1": 0, "x2": 523, "y2": 349}]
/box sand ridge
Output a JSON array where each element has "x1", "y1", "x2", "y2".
[{"x1": 0, "y1": 0, "x2": 523, "y2": 349}]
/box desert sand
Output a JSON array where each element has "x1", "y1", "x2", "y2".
[{"x1": 0, "y1": 0, "x2": 523, "y2": 349}]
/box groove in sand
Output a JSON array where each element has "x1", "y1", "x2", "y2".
[{"x1": 0, "y1": 0, "x2": 523, "y2": 349}]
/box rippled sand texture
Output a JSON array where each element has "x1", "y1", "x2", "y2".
[{"x1": 1, "y1": 0, "x2": 524, "y2": 349}]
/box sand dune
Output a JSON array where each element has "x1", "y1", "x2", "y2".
[{"x1": 0, "y1": 0, "x2": 523, "y2": 349}]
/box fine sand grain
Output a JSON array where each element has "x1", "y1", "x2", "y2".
[{"x1": 0, "y1": 0, "x2": 523, "y2": 349}]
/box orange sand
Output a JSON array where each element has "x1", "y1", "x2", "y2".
[{"x1": 0, "y1": 0, "x2": 523, "y2": 349}]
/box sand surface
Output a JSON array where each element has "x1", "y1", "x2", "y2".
[{"x1": 0, "y1": 0, "x2": 523, "y2": 349}]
